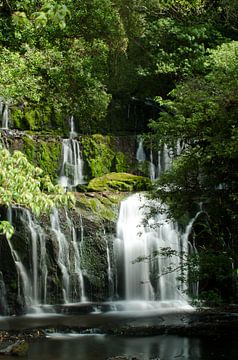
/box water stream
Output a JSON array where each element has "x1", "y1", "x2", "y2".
[
  {"x1": 59, "y1": 117, "x2": 84, "y2": 190},
  {"x1": 0, "y1": 100, "x2": 9, "y2": 129}
]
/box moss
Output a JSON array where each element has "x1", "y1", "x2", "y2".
[
  {"x1": 77, "y1": 192, "x2": 123, "y2": 222},
  {"x1": 81, "y1": 135, "x2": 131, "y2": 179},
  {"x1": 114, "y1": 152, "x2": 128, "y2": 172},
  {"x1": 10, "y1": 104, "x2": 67, "y2": 134},
  {"x1": 87, "y1": 172, "x2": 151, "y2": 192},
  {"x1": 11, "y1": 341, "x2": 29, "y2": 356},
  {"x1": 11, "y1": 108, "x2": 24, "y2": 129},
  {"x1": 22, "y1": 135, "x2": 61, "y2": 182},
  {"x1": 82, "y1": 135, "x2": 115, "y2": 178},
  {"x1": 37, "y1": 140, "x2": 61, "y2": 181},
  {"x1": 22, "y1": 136, "x2": 35, "y2": 163}
]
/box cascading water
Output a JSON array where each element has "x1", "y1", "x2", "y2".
[
  {"x1": 114, "y1": 193, "x2": 190, "y2": 308},
  {"x1": 149, "y1": 147, "x2": 156, "y2": 181},
  {"x1": 50, "y1": 208, "x2": 86, "y2": 303},
  {"x1": 0, "y1": 100, "x2": 9, "y2": 129},
  {"x1": 104, "y1": 231, "x2": 114, "y2": 299},
  {"x1": 6, "y1": 207, "x2": 48, "y2": 309},
  {"x1": 66, "y1": 211, "x2": 87, "y2": 302},
  {"x1": 59, "y1": 117, "x2": 84, "y2": 189},
  {"x1": 136, "y1": 137, "x2": 146, "y2": 163},
  {"x1": 50, "y1": 208, "x2": 70, "y2": 303}
]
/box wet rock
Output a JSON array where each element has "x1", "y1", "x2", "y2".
[{"x1": 0, "y1": 340, "x2": 29, "y2": 357}]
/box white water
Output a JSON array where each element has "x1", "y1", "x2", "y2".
[
  {"x1": 104, "y1": 232, "x2": 114, "y2": 298},
  {"x1": 50, "y1": 208, "x2": 70, "y2": 303},
  {"x1": 6, "y1": 207, "x2": 48, "y2": 309},
  {"x1": 115, "y1": 193, "x2": 190, "y2": 307},
  {"x1": 136, "y1": 138, "x2": 146, "y2": 162},
  {"x1": 59, "y1": 117, "x2": 84, "y2": 189},
  {"x1": 0, "y1": 100, "x2": 9, "y2": 129},
  {"x1": 50, "y1": 208, "x2": 87, "y2": 303},
  {"x1": 66, "y1": 211, "x2": 87, "y2": 302}
]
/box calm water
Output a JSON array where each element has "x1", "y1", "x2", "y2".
[
  {"x1": 0, "y1": 333, "x2": 237, "y2": 360},
  {"x1": 1, "y1": 309, "x2": 237, "y2": 360}
]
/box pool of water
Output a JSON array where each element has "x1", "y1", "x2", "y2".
[{"x1": 0, "y1": 333, "x2": 237, "y2": 360}]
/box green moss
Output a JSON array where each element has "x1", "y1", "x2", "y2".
[
  {"x1": 11, "y1": 108, "x2": 24, "y2": 129},
  {"x1": 82, "y1": 135, "x2": 130, "y2": 179},
  {"x1": 114, "y1": 151, "x2": 128, "y2": 172},
  {"x1": 37, "y1": 140, "x2": 61, "y2": 181},
  {"x1": 87, "y1": 172, "x2": 151, "y2": 192},
  {"x1": 11, "y1": 341, "x2": 29, "y2": 356},
  {"x1": 22, "y1": 135, "x2": 61, "y2": 182},
  {"x1": 22, "y1": 136, "x2": 35, "y2": 163},
  {"x1": 77, "y1": 192, "x2": 123, "y2": 222},
  {"x1": 82, "y1": 135, "x2": 115, "y2": 178},
  {"x1": 10, "y1": 104, "x2": 66, "y2": 134}
]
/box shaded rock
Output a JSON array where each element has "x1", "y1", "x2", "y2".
[{"x1": 0, "y1": 340, "x2": 29, "y2": 357}]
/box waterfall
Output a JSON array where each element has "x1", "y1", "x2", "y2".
[
  {"x1": 66, "y1": 211, "x2": 87, "y2": 302},
  {"x1": 115, "y1": 193, "x2": 189, "y2": 306},
  {"x1": 50, "y1": 208, "x2": 70, "y2": 303},
  {"x1": 59, "y1": 117, "x2": 84, "y2": 190},
  {"x1": 136, "y1": 138, "x2": 146, "y2": 163},
  {"x1": 50, "y1": 208, "x2": 86, "y2": 303},
  {"x1": 0, "y1": 100, "x2": 9, "y2": 129},
  {"x1": 149, "y1": 147, "x2": 156, "y2": 180},
  {"x1": 104, "y1": 232, "x2": 114, "y2": 298},
  {"x1": 20, "y1": 209, "x2": 48, "y2": 306},
  {"x1": 6, "y1": 207, "x2": 48, "y2": 308}
]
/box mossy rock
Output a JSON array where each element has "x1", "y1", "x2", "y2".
[
  {"x1": 87, "y1": 172, "x2": 151, "y2": 192},
  {"x1": 11, "y1": 105, "x2": 67, "y2": 135},
  {"x1": 76, "y1": 192, "x2": 123, "y2": 222},
  {"x1": 81, "y1": 135, "x2": 128, "y2": 179},
  {"x1": 22, "y1": 135, "x2": 61, "y2": 182}
]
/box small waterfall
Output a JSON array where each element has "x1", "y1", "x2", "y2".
[
  {"x1": 149, "y1": 147, "x2": 156, "y2": 180},
  {"x1": 0, "y1": 100, "x2": 9, "y2": 129},
  {"x1": 66, "y1": 211, "x2": 87, "y2": 302},
  {"x1": 115, "y1": 193, "x2": 189, "y2": 306},
  {"x1": 6, "y1": 207, "x2": 48, "y2": 308},
  {"x1": 20, "y1": 209, "x2": 48, "y2": 306},
  {"x1": 59, "y1": 117, "x2": 84, "y2": 190},
  {"x1": 136, "y1": 137, "x2": 146, "y2": 163},
  {"x1": 50, "y1": 208, "x2": 70, "y2": 303},
  {"x1": 50, "y1": 208, "x2": 86, "y2": 303},
  {"x1": 104, "y1": 232, "x2": 114, "y2": 298}
]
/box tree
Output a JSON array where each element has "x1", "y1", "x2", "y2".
[
  {"x1": 0, "y1": 0, "x2": 128, "y2": 132},
  {"x1": 0, "y1": 146, "x2": 75, "y2": 239}
]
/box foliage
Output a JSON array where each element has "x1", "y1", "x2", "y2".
[
  {"x1": 0, "y1": 0, "x2": 128, "y2": 131},
  {"x1": 0, "y1": 147, "x2": 75, "y2": 238}
]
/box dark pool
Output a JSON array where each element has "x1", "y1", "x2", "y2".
[{"x1": 0, "y1": 333, "x2": 237, "y2": 360}]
